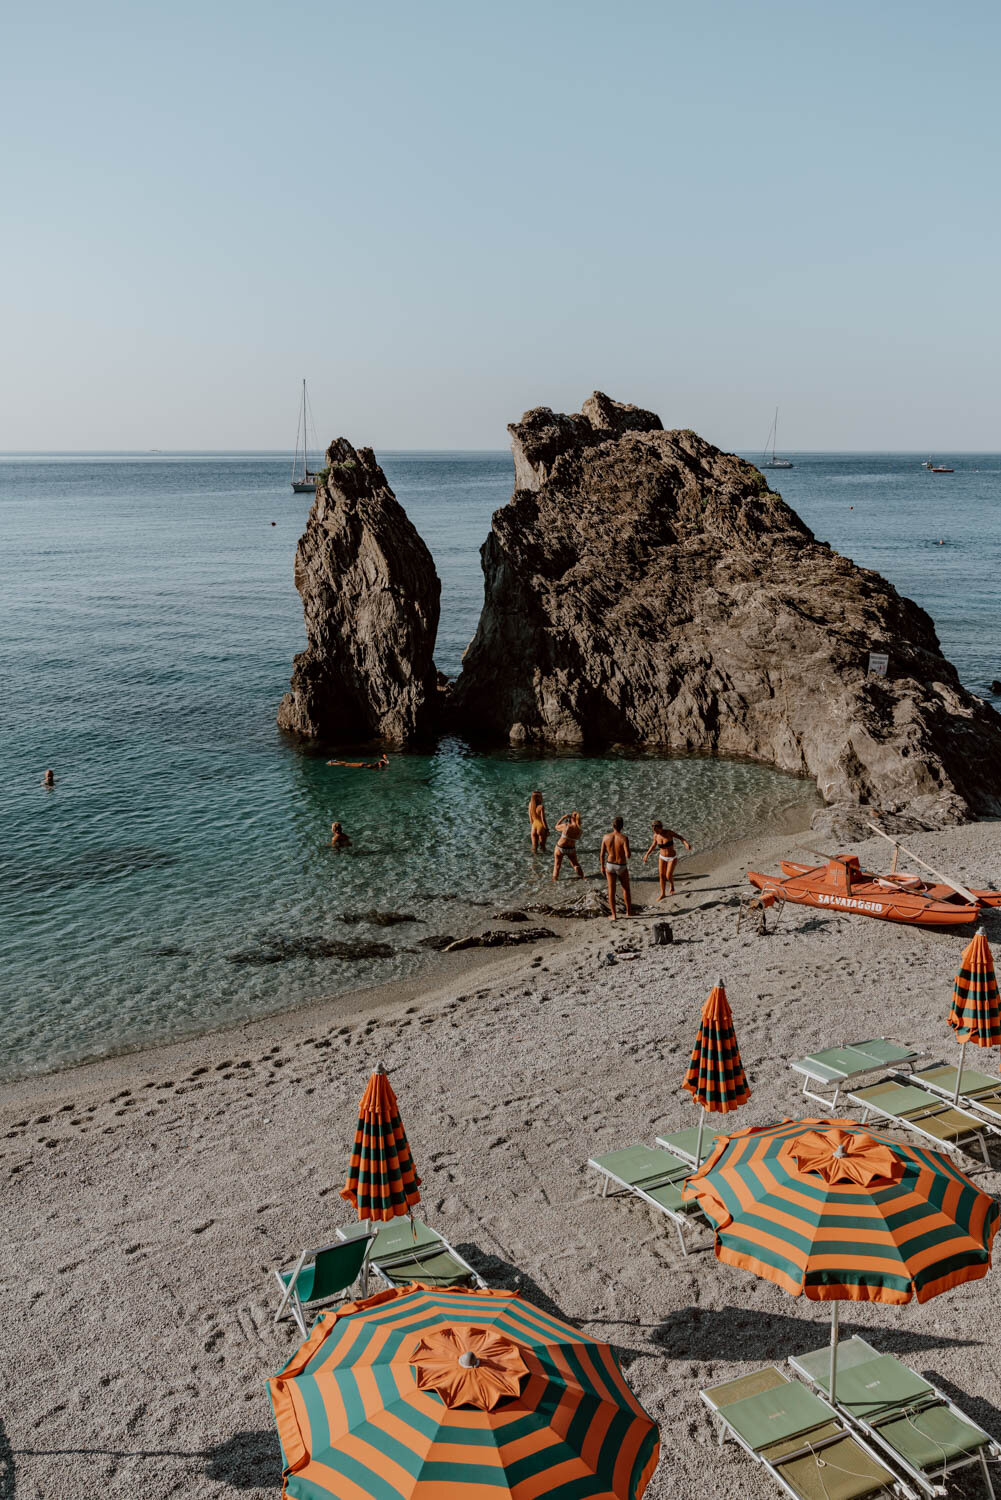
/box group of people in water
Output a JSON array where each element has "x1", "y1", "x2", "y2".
[
  {"x1": 529, "y1": 791, "x2": 691, "y2": 920},
  {"x1": 322, "y1": 759, "x2": 691, "y2": 921}
]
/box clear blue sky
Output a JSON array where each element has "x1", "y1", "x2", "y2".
[{"x1": 3, "y1": 0, "x2": 999, "y2": 451}]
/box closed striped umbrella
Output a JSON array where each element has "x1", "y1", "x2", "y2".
[
  {"x1": 948, "y1": 927, "x2": 1001, "y2": 1101},
  {"x1": 269, "y1": 1283, "x2": 660, "y2": 1499},
  {"x1": 682, "y1": 978, "x2": 751, "y2": 1164},
  {"x1": 684, "y1": 1117, "x2": 998, "y2": 1401},
  {"x1": 341, "y1": 1064, "x2": 421, "y2": 1222}
]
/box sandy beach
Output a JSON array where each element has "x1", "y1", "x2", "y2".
[{"x1": 3, "y1": 819, "x2": 1001, "y2": 1499}]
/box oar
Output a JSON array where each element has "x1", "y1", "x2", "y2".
[{"x1": 866, "y1": 823, "x2": 979, "y2": 905}]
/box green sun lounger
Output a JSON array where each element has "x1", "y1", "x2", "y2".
[
  {"x1": 846, "y1": 1078, "x2": 992, "y2": 1165},
  {"x1": 587, "y1": 1144, "x2": 707, "y2": 1256},
  {"x1": 906, "y1": 1064, "x2": 1001, "y2": 1132},
  {"x1": 790, "y1": 1040, "x2": 922, "y2": 1110},
  {"x1": 701, "y1": 1365, "x2": 905, "y2": 1498},
  {"x1": 336, "y1": 1216, "x2": 486, "y2": 1288},
  {"x1": 790, "y1": 1337, "x2": 1000, "y2": 1498}
]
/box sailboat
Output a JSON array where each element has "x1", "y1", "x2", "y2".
[
  {"x1": 290, "y1": 379, "x2": 322, "y2": 494},
  {"x1": 760, "y1": 407, "x2": 794, "y2": 469}
]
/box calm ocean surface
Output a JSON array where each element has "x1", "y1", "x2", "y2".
[{"x1": 2, "y1": 449, "x2": 998, "y2": 1080}]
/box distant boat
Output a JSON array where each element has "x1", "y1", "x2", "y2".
[
  {"x1": 291, "y1": 379, "x2": 322, "y2": 494},
  {"x1": 760, "y1": 407, "x2": 794, "y2": 469},
  {"x1": 922, "y1": 458, "x2": 954, "y2": 472}
]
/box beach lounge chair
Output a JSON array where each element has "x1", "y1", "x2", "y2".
[
  {"x1": 790, "y1": 1336, "x2": 1000, "y2": 1498},
  {"x1": 845, "y1": 1078, "x2": 992, "y2": 1164},
  {"x1": 701, "y1": 1364, "x2": 908, "y2": 1498},
  {"x1": 789, "y1": 1040, "x2": 922, "y2": 1111},
  {"x1": 906, "y1": 1063, "x2": 1001, "y2": 1132},
  {"x1": 273, "y1": 1233, "x2": 373, "y2": 1338},
  {"x1": 587, "y1": 1144, "x2": 708, "y2": 1255},
  {"x1": 335, "y1": 1216, "x2": 487, "y2": 1289}
]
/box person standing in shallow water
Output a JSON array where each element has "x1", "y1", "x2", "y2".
[
  {"x1": 601, "y1": 816, "x2": 632, "y2": 920},
  {"x1": 528, "y1": 791, "x2": 549, "y2": 853},
  {"x1": 552, "y1": 811, "x2": 584, "y2": 881},
  {"x1": 642, "y1": 819, "x2": 691, "y2": 899},
  {"x1": 330, "y1": 821, "x2": 352, "y2": 848}
]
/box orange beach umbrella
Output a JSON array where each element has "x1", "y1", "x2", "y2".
[
  {"x1": 684, "y1": 1117, "x2": 998, "y2": 1403},
  {"x1": 341, "y1": 1063, "x2": 421, "y2": 1222},
  {"x1": 682, "y1": 978, "x2": 751, "y2": 1164},
  {"x1": 948, "y1": 927, "x2": 1001, "y2": 1101},
  {"x1": 268, "y1": 1283, "x2": 660, "y2": 1499}
]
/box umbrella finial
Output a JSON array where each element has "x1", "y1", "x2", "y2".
[
  {"x1": 458, "y1": 1351, "x2": 481, "y2": 1368},
  {"x1": 977, "y1": 926, "x2": 987, "y2": 937},
  {"x1": 375, "y1": 1060, "x2": 387, "y2": 1074}
]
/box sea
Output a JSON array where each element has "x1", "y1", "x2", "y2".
[{"x1": 2, "y1": 449, "x2": 998, "y2": 1081}]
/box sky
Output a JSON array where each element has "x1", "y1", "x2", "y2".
[{"x1": 2, "y1": 0, "x2": 999, "y2": 451}]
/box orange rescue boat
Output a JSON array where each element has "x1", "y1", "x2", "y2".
[{"x1": 747, "y1": 855, "x2": 1001, "y2": 928}]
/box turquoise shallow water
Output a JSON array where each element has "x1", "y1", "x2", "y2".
[{"x1": 2, "y1": 449, "x2": 997, "y2": 1080}]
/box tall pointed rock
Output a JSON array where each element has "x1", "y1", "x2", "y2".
[{"x1": 278, "y1": 440, "x2": 440, "y2": 743}]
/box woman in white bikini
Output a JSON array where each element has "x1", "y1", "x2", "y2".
[
  {"x1": 600, "y1": 816, "x2": 632, "y2": 920},
  {"x1": 552, "y1": 811, "x2": 584, "y2": 881},
  {"x1": 642, "y1": 819, "x2": 691, "y2": 899}
]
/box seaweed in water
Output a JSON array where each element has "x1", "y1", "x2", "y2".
[
  {"x1": 341, "y1": 910, "x2": 421, "y2": 926},
  {"x1": 225, "y1": 935, "x2": 394, "y2": 965}
]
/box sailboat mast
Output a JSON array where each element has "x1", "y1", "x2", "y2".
[
  {"x1": 773, "y1": 406, "x2": 778, "y2": 462},
  {"x1": 302, "y1": 377, "x2": 307, "y2": 475}
]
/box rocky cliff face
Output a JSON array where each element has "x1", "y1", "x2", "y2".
[
  {"x1": 277, "y1": 440, "x2": 440, "y2": 743},
  {"x1": 451, "y1": 393, "x2": 1001, "y2": 829}
]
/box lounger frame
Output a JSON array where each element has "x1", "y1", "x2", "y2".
[
  {"x1": 845, "y1": 1080, "x2": 992, "y2": 1166},
  {"x1": 899, "y1": 1064, "x2": 1001, "y2": 1137},
  {"x1": 587, "y1": 1153, "x2": 704, "y2": 1256},
  {"x1": 273, "y1": 1231, "x2": 374, "y2": 1338},
  {"x1": 789, "y1": 1340, "x2": 1000, "y2": 1499},
  {"x1": 701, "y1": 1369, "x2": 911, "y2": 1499},
  {"x1": 789, "y1": 1040, "x2": 922, "y2": 1112}
]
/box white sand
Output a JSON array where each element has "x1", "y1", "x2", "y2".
[{"x1": 3, "y1": 821, "x2": 1001, "y2": 1498}]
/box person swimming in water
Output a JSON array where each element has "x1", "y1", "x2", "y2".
[
  {"x1": 552, "y1": 811, "x2": 584, "y2": 881},
  {"x1": 600, "y1": 816, "x2": 632, "y2": 920},
  {"x1": 528, "y1": 790, "x2": 549, "y2": 853},
  {"x1": 330, "y1": 821, "x2": 352, "y2": 848},
  {"x1": 42, "y1": 769, "x2": 55, "y2": 787},
  {"x1": 642, "y1": 819, "x2": 691, "y2": 899},
  {"x1": 327, "y1": 753, "x2": 389, "y2": 771}
]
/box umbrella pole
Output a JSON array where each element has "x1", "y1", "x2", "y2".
[
  {"x1": 954, "y1": 1039, "x2": 968, "y2": 1104},
  {"x1": 829, "y1": 1302, "x2": 840, "y2": 1406},
  {"x1": 695, "y1": 1110, "x2": 706, "y2": 1168}
]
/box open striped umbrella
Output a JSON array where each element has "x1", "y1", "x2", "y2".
[
  {"x1": 341, "y1": 1064, "x2": 421, "y2": 1222},
  {"x1": 268, "y1": 1283, "x2": 660, "y2": 1499},
  {"x1": 682, "y1": 978, "x2": 751, "y2": 1164},
  {"x1": 684, "y1": 1117, "x2": 998, "y2": 1402},
  {"x1": 948, "y1": 927, "x2": 1001, "y2": 1101}
]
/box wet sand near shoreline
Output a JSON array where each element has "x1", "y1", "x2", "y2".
[{"x1": 2, "y1": 820, "x2": 1000, "y2": 1498}]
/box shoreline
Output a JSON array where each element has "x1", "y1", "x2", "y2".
[
  {"x1": 3, "y1": 816, "x2": 1000, "y2": 1500},
  {"x1": 0, "y1": 801, "x2": 817, "y2": 1096}
]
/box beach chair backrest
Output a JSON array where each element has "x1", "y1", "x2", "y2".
[{"x1": 306, "y1": 1237, "x2": 371, "y2": 1305}]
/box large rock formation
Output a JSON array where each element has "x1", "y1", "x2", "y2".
[
  {"x1": 277, "y1": 440, "x2": 440, "y2": 743},
  {"x1": 451, "y1": 393, "x2": 1001, "y2": 829}
]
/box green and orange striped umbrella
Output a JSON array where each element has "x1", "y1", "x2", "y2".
[
  {"x1": 341, "y1": 1064, "x2": 421, "y2": 1222},
  {"x1": 948, "y1": 927, "x2": 1001, "y2": 1100},
  {"x1": 682, "y1": 978, "x2": 751, "y2": 1164},
  {"x1": 684, "y1": 1117, "x2": 998, "y2": 1401},
  {"x1": 268, "y1": 1283, "x2": 660, "y2": 1499}
]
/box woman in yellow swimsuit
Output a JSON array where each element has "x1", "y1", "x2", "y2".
[
  {"x1": 642, "y1": 819, "x2": 691, "y2": 899},
  {"x1": 528, "y1": 790, "x2": 549, "y2": 853}
]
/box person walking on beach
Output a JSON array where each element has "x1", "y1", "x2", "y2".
[
  {"x1": 528, "y1": 790, "x2": 549, "y2": 853},
  {"x1": 642, "y1": 819, "x2": 691, "y2": 899},
  {"x1": 552, "y1": 811, "x2": 584, "y2": 881},
  {"x1": 327, "y1": 753, "x2": 389, "y2": 771},
  {"x1": 601, "y1": 816, "x2": 632, "y2": 920},
  {"x1": 330, "y1": 821, "x2": 352, "y2": 848}
]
